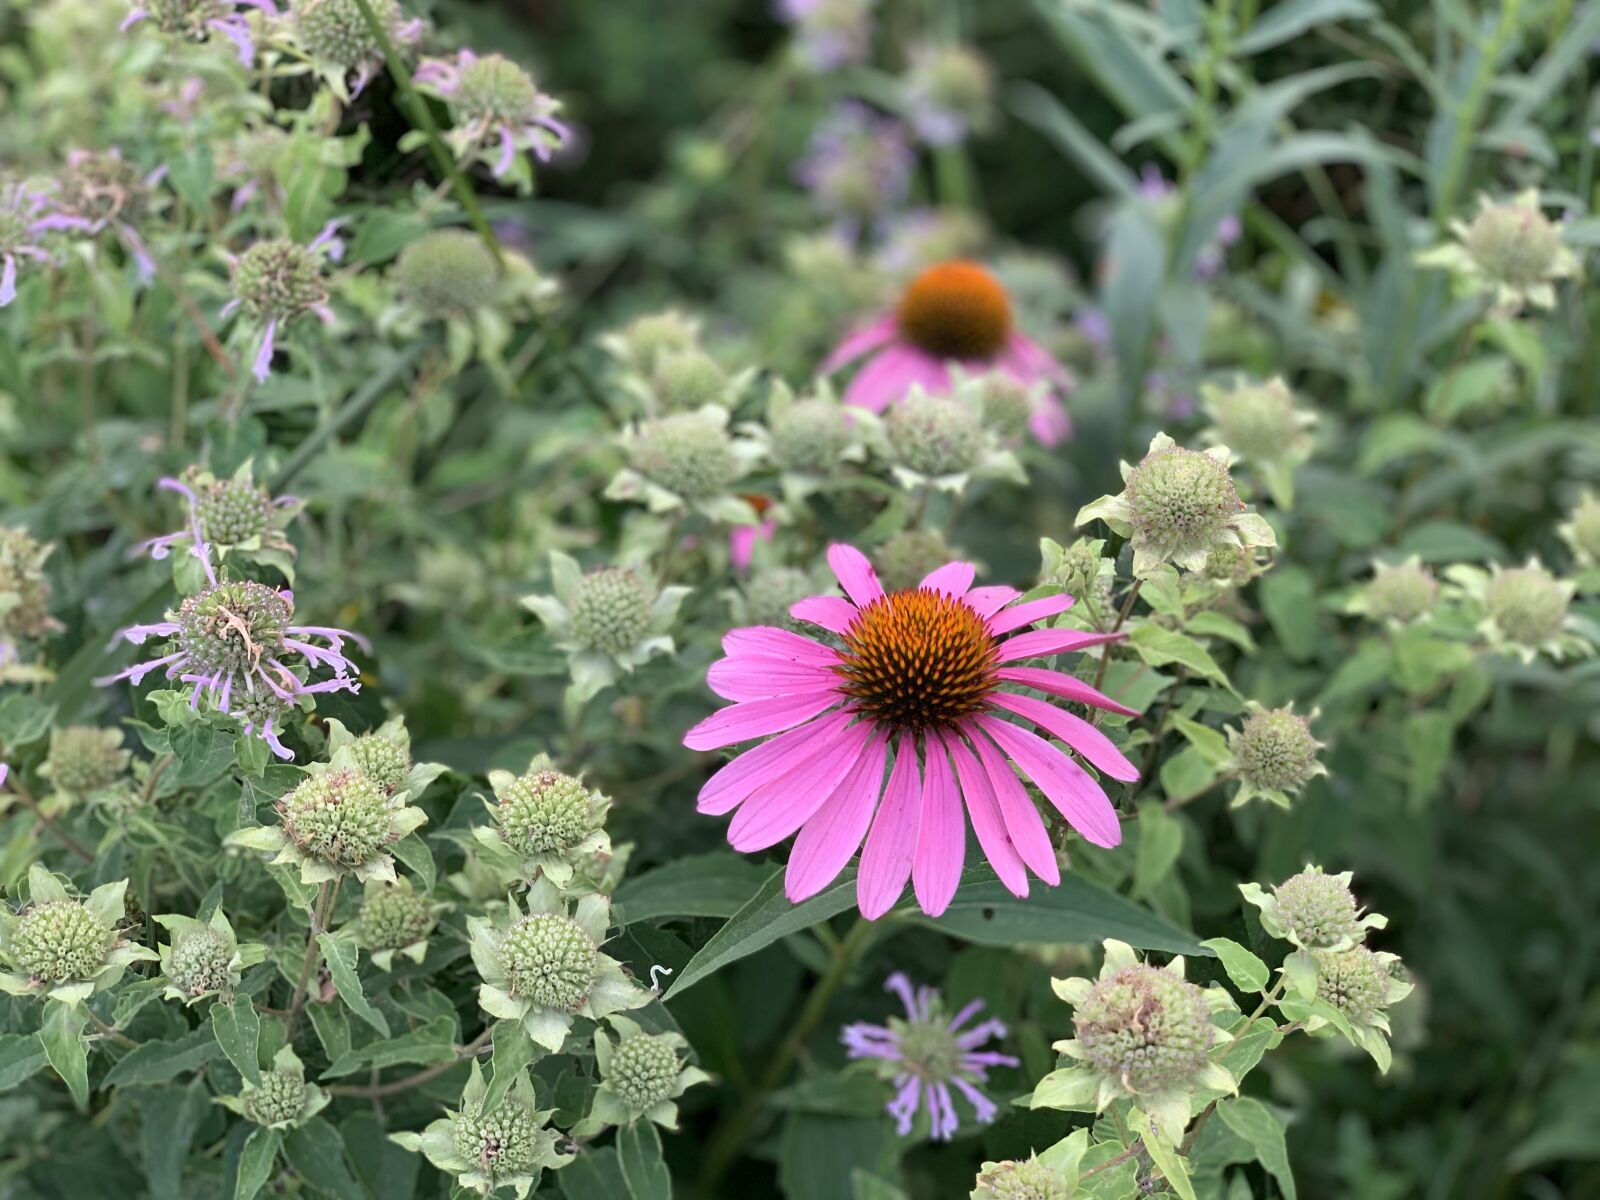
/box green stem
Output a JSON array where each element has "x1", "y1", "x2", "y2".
[
  {"x1": 285, "y1": 880, "x2": 336, "y2": 1038},
  {"x1": 86, "y1": 1007, "x2": 140, "y2": 1049},
  {"x1": 326, "y1": 1027, "x2": 494, "y2": 1097},
  {"x1": 697, "y1": 918, "x2": 877, "y2": 1194},
  {"x1": 1431, "y1": 0, "x2": 1527, "y2": 223}
]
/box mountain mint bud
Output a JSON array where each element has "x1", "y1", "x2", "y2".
[
  {"x1": 168, "y1": 926, "x2": 234, "y2": 998},
  {"x1": 770, "y1": 397, "x2": 852, "y2": 474},
  {"x1": 196, "y1": 476, "x2": 274, "y2": 545},
  {"x1": 741, "y1": 567, "x2": 814, "y2": 629},
  {"x1": 294, "y1": 0, "x2": 396, "y2": 68},
  {"x1": 886, "y1": 393, "x2": 983, "y2": 476},
  {"x1": 496, "y1": 769, "x2": 598, "y2": 855},
  {"x1": 497, "y1": 913, "x2": 598, "y2": 1012},
  {"x1": 454, "y1": 53, "x2": 541, "y2": 126},
  {"x1": 653, "y1": 348, "x2": 730, "y2": 411},
  {"x1": 452, "y1": 1100, "x2": 543, "y2": 1175},
  {"x1": 13, "y1": 901, "x2": 113, "y2": 982},
  {"x1": 278, "y1": 768, "x2": 393, "y2": 869},
  {"x1": 1561, "y1": 491, "x2": 1600, "y2": 566},
  {"x1": 1074, "y1": 964, "x2": 1214, "y2": 1093},
  {"x1": 630, "y1": 413, "x2": 739, "y2": 499},
  {"x1": 972, "y1": 1158, "x2": 1071, "y2": 1200},
  {"x1": 607, "y1": 1032, "x2": 682, "y2": 1111},
  {"x1": 1314, "y1": 947, "x2": 1389, "y2": 1023},
  {"x1": 1464, "y1": 199, "x2": 1565, "y2": 290},
  {"x1": 0, "y1": 528, "x2": 57, "y2": 643},
  {"x1": 145, "y1": 0, "x2": 233, "y2": 39},
  {"x1": 570, "y1": 568, "x2": 652, "y2": 655},
  {"x1": 244, "y1": 1068, "x2": 309, "y2": 1126},
  {"x1": 1363, "y1": 560, "x2": 1439, "y2": 623},
  {"x1": 178, "y1": 581, "x2": 291, "y2": 678},
  {"x1": 232, "y1": 239, "x2": 325, "y2": 323},
  {"x1": 1486, "y1": 564, "x2": 1570, "y2": 647},
  {"x1": 348, "y1": 731, "x2": 410, "y2": 794},
  {"x1": 1202, "y1": 377, "x2": 1307, "y2": 462},
  {"x1": 1125, "y1": 445, "x2": 1241, "y2": 560},
  {"x1": 1274, "y1": 870, "x2": 1362, "y2": 951},
  {"x1": 45, "y1": 726, "x2": 129, "y2": 795},
  {"x1": 356, "y1": 882, "x2": 435, "y2": 952},
  {"x1": 396, "y1": 229, "x2": 498, "y2": 316},
  {"x1": 875, "y1": 529, "x2": 952, "y2": 593},
  {"x1": 975, "y1": 375, "x2": 1033, "y2": 441},
  {"x1": 1234, "y1": 706, "x2": 1322, "y2": 793},
  {"x1": 608, "y1": 311, "x2": 700, "y2": 376}
]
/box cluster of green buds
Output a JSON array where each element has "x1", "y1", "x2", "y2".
[
  {"x1": 392, "y1": 1061, "x2": 571, "y2": 1198},
  {"x1": 154, "y1": 907, "x2": 266, "y2": 1005},
  {"x1": 0, "y1": 865, "x2": 157, "y2": 1006},
  {"x1": 218, "y1": 1045, "x2": 330, "y2": 1129},
  {"x1": 1030, "y1": 940, "x2": 1236, "y2": 1143},
  {"x1": 970, "y1": 1136, "x2": 1086, "y2": 1200},
  {"x1": 474, "y1": 755, "x2": 613, "y2": 888},
  {"x1": 877, "y1": 381, "x2": 1023, "y2": 493},
  {"x1": 1560, "y1": 490, "x2": 1600, "y2": 574},
  {"x1": 727, "y1": 564, "x2": 823, "y2": 630},
  {"x1": 1039, "y1": 536, "x2": 1116, "y2": 631},
  {"x1": 1225, "y1": 702, "x2": 1326, "y2": 808},
  {"x1": 1076, "y1": 433, "x2": 1276, "y2": 578},
  {"x1": 1243, "y1": 866, "x2": 1411, "y2": 1071},
  {"x1": 1346, "y1": 556, "x2": 1440, "y2": 627},
  {"x1": 607, "y1": 406, "x2": 762, "y2": 522},
  {"x1": 522, "y1": 551, "x2": 689, "y2": 705},
  {"x1": 0, "y1": 527, "x2": 62, "y2": 674},
  {"x1": 746, "y1": 380, "x2": 868, "y2": 504},
  {"x1": 1445, "y1": 560, "x2": 1590, "y2": 663},
  {"x1": 467, "y1": 878, "x2": 649, "y2": 1051},
  {"x1": 291, "y1": 0, "x2": 419, "y2": 100},
  {"x1": 874, "y1": 528, "x2": 956, "y2": 593},
  {"x1": 326, "y1": 715, "x2": 448, "y2": 802},
  {"x1": 1416, "y1": 189, "x2": 1580, "y2": 314},
  {"x1": 39, "y1": 725, "x2": 131, "y2": 800},
  {"x1": 352, "y1": 877, "x2": 441, "y2": 969},
  {"x1": 1199, "y1": 376, "x2": 1314, "y2": 509},
  {"x1": 571, "y1": 1014, "x2": 709, "y2": 1135}
]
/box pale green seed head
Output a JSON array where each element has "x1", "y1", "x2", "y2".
[
  {"x1": 46, "y1": 726, "x2": 128, "y2": 795},
  {"x1": 1206, "y1": 379, "x2": 1303, "y2": 462},
  {"x1": 294, "y1": 0, "x2": 397, "y2": 68},
  {"x1": 0, "y1": 528, "x2": 56, "y2": 642},
  {"x1": 496, "y1": 769, "x2": 598, "y2": 855},
  {"x1": 1125, "y1": 446, "x2": 1240, "y2": 557},
  {"x1": 279, "y1": 768, "x2": 393, "y2": 868},
  {"x1": 1486, "y1": 565, "x2": 1569, "y2": 646},
  {"x1": 1365, "y1": 561, "x2": 1439, "y2": 623},
  {"x1": 570, "y1": 567, "x2": 653, "y2": 655},
  {"x1": 232, "y1": 239, "x2": 325, "y2": 323},
  {"x1": 497, "y1": 913, "x2": 598, "y2": 1012},
  {"x1": 1465, "y1": 201, "x2": 1565, "y2": 288},
  {"x1": 1074, "y1": 964, "x2": 1214, "y2": 1093},
  {"x1": 875, "y1": 529, "x2": 951, "y2": 593},
  {"x1": 169, "y1": 925, "x2": 235, "y2": 997},
  {"x1": 630, "y1": 413, "x2": 739, "y2": 499},
  {"x1": 652, "y1": 348, "x2": 730, "y2": 411},
  {"x1": 770, "y1": 397, "x2": 853, "y2": 474},
  {"x1": 1314, "y1": 947, "x2": 1389, "y2": 1023},
  {"x1": 244, "y1": 1069, "x2": 308, "y2": 1126},
  {"x1": 972, "y1": 1158, "x2": 1072, "y2": 1200},
  {"x1": 455, "y1": 53, "x2": 541, "y2": 124},
  {"x1": 397, "y1": 230, "x2": 499, "y2": 315},
  {"x1": 608, "y1": 1033, "x2": 682, "y2": 1111},
  {"x1": 1235, "y1": 708, "x2": 1321, "y2": 793},
  {"x1": 348, "y1": 733, "x2": 411, "y2": 795},
  {"x1": 357, "y1": 883, "x2": 435, "y2": 951},
  {"x1": 741, "y1": 567, "x2": 814, "y2": 630},
  {"x1": 1274, "y1": 871, "x2": 1362, "y2": 950},
  {"x1": 886, "y1": 393, "x2": 983, "y2": 476},
  {"x1": 196, "y1": 477, "x2": 274, "y2": 546},
  {"x1": 12, "y1": 900, "x2": 113, "y2": 983},
  {"x1": 451, "y1": 1101, "x2": 543, "y2": 1176}
]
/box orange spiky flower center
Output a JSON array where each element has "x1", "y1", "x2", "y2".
[
  {"x1": 836, "y1": 588, "x2": 1000, "y2": 732},
  {"x1": 896, "y1": 260, "x2": 1013, "y2": 360}
]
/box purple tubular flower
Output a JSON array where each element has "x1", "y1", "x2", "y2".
[
  {"x1": 413, "y1": 50, "x2": 572, "y2": 181},
  {"x1": 0, "y1": 182, "x2": 76, "y2": 307},
  {"x1": 122, "y1": 0, "x2": 276, "y2": 66},
  {"x1": 794, "y1": 102, "x2": 914, "y2": 242},
  {"x1": 841, "y1": 972, "x2": 1017, "y2": 1141},
  {"x1": 776, "y1": 0, "x2": 874, "y2": 73}
]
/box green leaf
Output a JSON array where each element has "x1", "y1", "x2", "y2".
[
  {"x1": 1129, "y1": 625, "x2": 1234, "y2": 688},
  {"x1": 317, "y1": 933, "x2": 391, "y2": 1036},
  {"x1": 1201, "y1": 938, "x2": 1271, "y2": 994},
  {"x1": 485, "y1": 1018, "x2": 539, "y2": 1112},
  {"x1": 233, "y1": 1126, "x2": 281, "y2": 1200},
  {"x1": 1217, "y1": 1097, "x2": 1297, "y2": 1200},
  {"x1": 1139, "y1": 1119, "x2": 1198, "y2": 1200},
  {"x1": 308, "y1": 1000, "x2": 352, "y2": 1065},
  {"x1": 391, "y1": 834, "x2": 436, "y2": 894},
  {"x1": 0, "y1": 693, "x2": 57, "y2": 747},
  {"x1": 169, "y1": 723, "x2": 236, "y2": 789},
  {"x1": 1258, "y1": 568, "x2": 1318, "y2": 663},
  {"x1": 559, "y1": 1146, "x2": 629, "y2": 1200},
  {"x1": 211, "y1": 994, "x2": 262, "y2": 1085},
  {"x1": 778, "y1": 1112, "x2": 897, "y2": 1200},
  {"x1": 1159, "y1": 746, "x2": 1217, "y2": 803},
  {"x1": 40, "y1": 1000, "x2": 89, "y2": 1111},
  {"x1": 139, "y1": 1078, "x2": 211, "y2": 1197},
  {"x1": 103, "y1": 1025, "x2": 221, "y2": 1086},
  {"x1": 616, "y1": 1120, "x2": 672, "y2": 1200},
  {"x1": 1393, "y1": 520, "x2": 1504, "y2": 563},
  {"x1": 1172, "y1": 716, "x2": 1232, "y2": 766},
  {"x1": 614, "y1": 851, "x2": 770, "y2": 922},
  {"x1": 662, "y1": 866, "x2": 859, "y2": 1001},
  {"x1": 1133, "y1": 802, "x2": 1184, "y2": 901},
  {"x1": 1238, "y1": 0, "x2": 1376, "y2": 54},
  {"x1": 322, "y1": 1016, "x2": 457, "y2": 1078},
  {"x1": 1008, "y1": 81, "x2": 1138, "y2": 198},
  {"x1": 284, "y1": 1118, "x2": 366, "y2": 1200},
  {"x1": 0, "y1": 1032, "x2": 47, "y2": 1090}
]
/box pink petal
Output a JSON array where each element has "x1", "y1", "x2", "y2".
[
  {"x1": 989, "y1": 692, "x2": 1139, "y2": 782},
  {"x1": 856, "y1": 743, "x2": 921, "y2": 919},
  {"x1": 684, "y1": 690, "x2": 843, "y2": 751},
  {"x1": 790, "y1": 595, "x2": 859, "y2": 635},
  {"x1": 820, "y1": 314, "x2": 899, "y2": 374},
  {"x1": 996, "y1": 628, "x2": 1127, "y2": 663},
  {"x1": 843, "y1": 345, "x2": 948, "y2": 412},
  {"x1": 919, "y1": 561, "x2": 975, "y2": 597},
  {"x1": 912, "y1": 737, "x2": 966, "y2": 917},
  {"x1": 785, "y1": 733, "x2": 890, "y2": 900},
  {"x1": 727, "y1": 720, "x2": 875, "y2": 851},
  {"x1": 722, "y1": 626, "x2": 838, "y2": 666},
  {"x1": 1006, "y1": 331, "x2": 1072, "y2": 382},
  {"x1": 976, "y1": 716, "x2": 1122, "y2": 848},
  {"x1": 967, "y1": 727, "x2": 1059, "y2": 885},
  {"x1": 827, "y1": 543, "x2": 884, "y2": 608},
  {"x1": 987, "y1": 594, "x2": 1075, "y2": 637},
  {"x1": 706, "y1": 656, "x2": 840, "y2": 702},
  {"x1": 965, "y1": 586, "x2": 1021, "y2": 618},
  {"x1": 694, "y1": 710, "x2": 853, "y2": 815},
  {"x1": 942, "y1": 732, "x2": 1027, "y2": 898},
  {"x1": 996, "y1": 666, "x2": 1140, "y2": 717},
  {"x1": 1027, "y1": 390, "x2": 1073, "y2": 448}
]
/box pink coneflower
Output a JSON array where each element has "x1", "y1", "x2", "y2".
[
  {"x1": 841, "y1": 972, "x2": 1018, "y2": 1141},
  {"x1": 683, "y1": 544, "x2": 1137, "y2": 919},
  {"x1": 821, "y1": 260, "x2": 1073, "y2": 447}
]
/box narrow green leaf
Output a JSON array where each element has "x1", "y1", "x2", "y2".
[
  {"x1": 1201, "y1": 938, "x2": 1271, "y2": 994},
  {"x1": 40, "y1": 1000, "x2": 89, "y2": 1111},
  {"x1": 103, "y1": 1026, "x2": 221, "y2": 1086},
  {"x1": 321, "y1": 1016, "x2": 457, "y2": 1078},
  {"x1": 1129, "y1": 625, "x2": 1234, "y2": 688},
  {"x1": 1133, "y1": 802, "x2": 1184, "y2": 901},
  {"x1": 233, "y1": 1126, "x2": 281, "y2": 1200},
  {"x1": 211, "y1": 994, "x2": 262, "y2": 1085},
  {"x1": 485, "y1": 1018, "x2": 538, "y2": 1112},
  {"x1": 139, "y1": 1078, "x2": 211, "y2": 1197},
  {"x1": 0, "y1": 1032, "x2": 47, "y2": 1090},
  {"x1": 614, "y1": 851, "x2": 770, "y2": 923},
  {"x1": 1140, "y1": 1118, "x2": 1198, "y2": 1200},
  {"x1": 284, "y1": 1118, "x2": 366, "y2": 1200},
  {"x1": 317, "y1": 933, "x2": 391, "y2": 1036},
  {"x1": 391, "y1": 834, "x2": 436, "y2": 894},
  {"x1": 616, "y1": 1120, "x2": 672, "y2": 1200}
]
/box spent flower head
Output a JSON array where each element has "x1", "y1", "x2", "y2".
[
  {"x1": 414, "y1": 50, "x2": 571, "y2": 185},
  {"x1": 223, "y1": 221, "x2": 344, "y2": 382},
  {"x1": 1417, "y1": 189, "x2": 1579, "y2": 314},
  {"x1": 1347, "y1": 556, "x2": 1440, "y2": 627},
  {"x1": 475, "y1": 753, "x2": 613, "y2": 888},
  {"x1": 841, "y1": 972, "x2": 1018, "y2": 1141},
  {"x1": 1076, "y1": 432, "x2": 1276, "y2": 577},
  {"x1": 219, "y1": 1044, "x2": 330, "y2": 1129},
  {"x1": 0, "y1": 864, "x2": 158, "y2": 1006},
  {"x1": 467, "y1": 878, "x2": 648, "y2": 1051},
  {"x1": 153, "y1": 907, "x2": 266, "y2": 1005},
  {"x1": 572, "y1": 1014, "x2": 710, "y2": 1135},
  {"x1": 1031, "y1": 940, "x2": 1235, "y2": 1142},
  {"x1": 0, "y1": 527, "x2": 62, "y2": 670},
  {"x1": 607, "y1": 406, "x2": 761, "y2": 520},
  {"x1": 1240, "y1": 865, "x2": 1387, "y2": 953},
  {"x1": 352, "y1": 876, "x2": 440, "y2": 969},
  {"x1": 1445, "y1": 560, "x2": 1591, "y2": 663},
  {"x1": 391, "y1": 1061, "x2": 570, "y2": 1198},
  {"x1": 1226, "y1": 702, "x2": 1326, "y2": 808}
]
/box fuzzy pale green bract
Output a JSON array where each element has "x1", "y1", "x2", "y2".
[
  {"x1": 1225, "y1": 701, "x2": 1327, "y2": 808},
  {"x1": 970, "y1": 1129, "x2": 1087, "y2": 1200},
  {"x1": 351, "y1": 876, "x2": 442, "y2": 970},
  {"x1": 521, "y1": 551, "x2": 690, "y2": 705},
  {"x1": 1030, "y1": 939, "x2": 1236, "y2": 1145},
  {"x1": 740, "y1": 379, "x2": 869, "y2": 506},
  {"x1": 324, "y1": 714, "x2": 448, "y2": 802},
  {"x1": 1415, "y1": 189, "x2": 1580, "y2": 315},
  {"x1": 474, "y1": 754, "x2": 613, "y2": 889},
  {"x1": 1239, "y1": 865, "x2": 1387, "y2": 953},
  {"x1": 153, "y1": 907, "x2": 267, "y2": 1005},
  {"x1": 39, "y1": 725, "x2": 131, "y2": 800},
  {"x1": 570, "y1": 1014, "x2": 711, "y2": 1135},
  {"x1": 605, "y1": 404, "x2": 763, "y2": 522},
  {"x1": 1559, "y1": 489, "x2": 1600, "y2": 575},
  {"x1": 217, "y1": 1044, "x2": 330, "y2": 1129},
  {"x1": 1445, "y1": 560, "x2": 1594, "y2": 664},
  {"x1": 1075, "y1": 432, "x2": 1276, "y2": 579},
  {"x1": 225, "y1": 753, "x2": 428, "y2": 885},
  {"x1": 875, "y1": 380, "x2": 1024, "y2": 494},
  {"x1": 1198, "y1": 375, "x2": 1314, "y2": 510},
  {"x1": 1345, "y1": 556, "x2": 1441, "y2": 628},
  {"x1": 466, "y1": 878, "x2": 648, "y2": 1052},
  {"x1": 390, "y1": 1059, "x2": 571, "y2": 1198},
  {"x1": 1290, "y1": 946, "x2": 1414, "y2": 1074},
  {"x1": 0, "y1": 864, "x2": 157, "y2": 1006}
]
